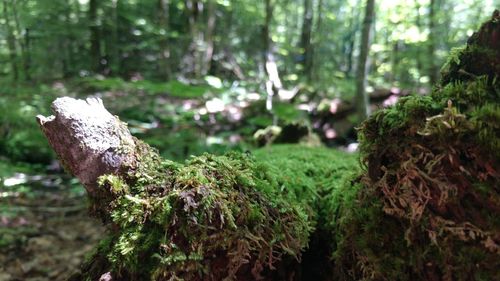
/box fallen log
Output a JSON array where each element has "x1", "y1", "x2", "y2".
[
  {"x1": 37, "y1": 11, "x2": 499, "y2": 281},
  {"x1": 37, "y1": 97, "x2": 357, "y2": 280}
]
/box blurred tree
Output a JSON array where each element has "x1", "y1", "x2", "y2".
[
  {"x1": 3, "y1": 0, "x2": 18, "y2": 81},
  {"x1": 299, "y1": 0, "x2": 313, "y2": 80},
  {"x1": 89, "y1": 0, "x2": 101, "y2": 74},
  {"x1": 0, "y1": 0, "x2": 494, "y2": 92},
  {"x1": 157, "y1": 0, "x2": 171, "y2": 80},
  {"x1": 427, "y1": 0, "x2": 438, "y2": 85},
  {"x1": 355, "y1": 0, "x2": 375, "y2": 121}
]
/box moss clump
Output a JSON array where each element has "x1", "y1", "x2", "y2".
[
  {"x1": 329, "y1": 11, "x2": 500, "y2": 281},
  {"x1": 76, "y1": 143, "x2": 357, "y2": 281}
]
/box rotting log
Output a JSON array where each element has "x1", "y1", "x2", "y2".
[
  {"x1": 36, "y1": 97, "x2": 138, "y2": 219},
  {"x1": 328, "y1": 11, "x2": 500, "y2": 281},
  {"x1": 37, "y1": 97, "x2": 358, "y2": 280},
  {"x1": 37, "y1": 11, "x2": 499, "y2": 281}
]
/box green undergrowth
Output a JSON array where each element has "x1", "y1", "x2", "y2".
[
  {"x1": 78, "y1": 144, "x2": 358, "y2": 280},
  {"x1": 78, "y1": 77, "x2": 220, "y2": 99},
  {"x1": 0, "y1": 82, "x2": 56, "y2": 164}
]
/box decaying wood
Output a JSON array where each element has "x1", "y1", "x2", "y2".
[{"x1": 36, "y1": 97, "x2": 137, "y2": 195}]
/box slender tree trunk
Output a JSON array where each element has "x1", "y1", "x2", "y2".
[
  {"x1": 345, "y1": 3, "x2": 361, "y2": 78},
  {"x1": 262, "y1": 0, "x2": 272, "y2": 64},
  {"x1": 262, "y1": 0, "x2": 277, "y2": 112},
  {"x1": 311, "y1": 0, "x2": 323, "y2": 81},
  {"x1": 3, "y1": 0, "x2": 18, "y2": 81},
  {"x1": 427, "y1": 0, "x2": 438, "y2": 85},
  {"x1": 345, "y1": 34, "x2": 356, "y2": 77},
  {"x1": 24, "y1": 28, "x2": 31, "y2": 80},
  {"x1": 300, "y1": 0, "x2": 313, "y2": 80},
  {"x1": 63, "y1": 1, "x2": 74, "y2": 78},
  {"x1": 111, "y1": 0, "x2": 120, "y2": 76},
  {"x1": 89, "y1": 0, "x2": 101, "y2": 73},
  {"x1": 184, "y1": 0, "x2": 204, "y2": 78},
  {"x1": 201, "y1": 0, "x2": 216, "y2": 76},
  {"x1": 11, "y1": 0, "x2": 30, "y2": 80},
  {"x1": 414, "y1": 0, "x2": 423, "y2": 88},
  {"x1": 158, "y1": 0, "x2": 171, "y2": 80},
  {"x1": 355, "y1": 0, "x2": 375, "y2": 121}
]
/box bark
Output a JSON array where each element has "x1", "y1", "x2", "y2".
[
  {"x1": 355, "y1": 0, "x2": 375, "y2": 121},
  {"x1": 36, "y1": 97, "x2": 137, "y2": 199}
]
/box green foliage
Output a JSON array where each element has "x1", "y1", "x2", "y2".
[
  {"x1": 1, "y1": 0, "x2": 494, "y2": 91},
  {"x1": 80, "y1": 78, "x2": 218, "y2": 99},
  {"x1": 0, "y1": 83, "x2": 55, "y2": 164},
  {"x1": 273, "y1": 102, "x2": 307, "y2": 124}
]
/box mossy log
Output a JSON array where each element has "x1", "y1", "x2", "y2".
[
  {"x1": 37, "y1": 11, "x2": 499, "y2": 281},
  {"x1": 329, "y1": 11, "x2": 500, "y2": 281},
  {"x1": 37, "y1": 97, "x2": 357, "y2": 280}
]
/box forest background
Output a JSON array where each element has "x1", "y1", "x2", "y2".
[{"x1": 0, "y1": 0, "x2": 497, "y2": 280}]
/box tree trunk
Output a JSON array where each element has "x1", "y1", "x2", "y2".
[
  {"x1": 3, "y1": 0, "x2": 18, "y2": 81},
  {"x1": 344, "y1": 2, "x2": 361, "y2": 78},
  {"x1": 156, "y1": 0, "x2": 171, "y2": 80},
  {"x1": 427, "y1": 0, "x2": 438, "y2": 85},
  {"x1": 89, "y1": 0, "x2": 101, "y2": 73},
  {"x1": 311, "y1": 0, "x2": 323, "y2": 81},
  {"x1": 355, "y1": 0, "x2": 375, "y2": 122},
  {"x1": 11, "y1": 0, "x2": 30, "y2": 80},
  {"x1": 262, "y1": 0, "x2": 272, "y2": 65},
  {"x1": 63, "y1": 2, "x2": 74, "y2": 78},
  {"x1": 111, "y1": 0, "x2": 121, "y2": 76},
  {"x1": 263, "y1": 0, "x2": 275, "y2": 112},
  {"x1": 180, "y1": 0, "x2": 216, "y2": 78},
  {"x1": 300, "y1": 0, "x2": 313, "y2": 80},
  {"x1": 201, "y1": 0, "x2": 216, "y2": 76},
  {"x1": 414, "y1": 0, "x2": 423, "y2": 88},
  {"x1": 24, "y1": 28, "x2": 31, "y2": 80}
]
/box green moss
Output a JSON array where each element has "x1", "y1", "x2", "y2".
[
  {"x1": 333, "y1": 13, "x2": 500, "y2": 281},
  {"x1": 73, "y1": 12, "x2": 500, "y2": 281},
  {"x1": 82, "y1": 144, "x2": 357, "y2": 280}
]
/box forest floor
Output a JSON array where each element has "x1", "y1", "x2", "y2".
[
  {"x1": 0, "y1": 78, "x2": 400, "y2": 280},
  {"x1": 0, "y1": 180, "x2": 103, "y2": 281}
]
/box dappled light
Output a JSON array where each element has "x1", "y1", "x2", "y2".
[{"x1": 0, "y1": 0, "x2": 498, "y2": 280}]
